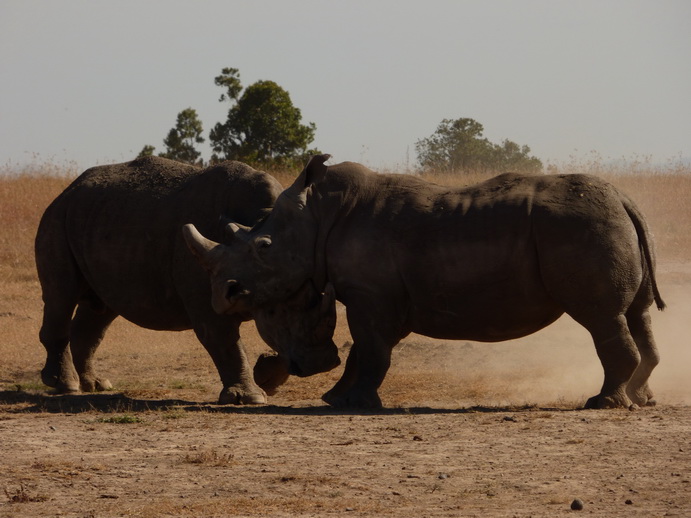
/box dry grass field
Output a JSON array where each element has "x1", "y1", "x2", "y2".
[{"x1": 1, "y1": 159, "x2": 690, "y2": 517}]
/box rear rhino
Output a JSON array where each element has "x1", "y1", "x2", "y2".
[
  {"x1": 35, "y1": 156, "x2": 339, "y2": 404},
  {"x1": 186, "y1": 155, "x2": 666, "y2": 410}
]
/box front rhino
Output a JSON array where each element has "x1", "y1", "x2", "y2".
[{"x1": 183, "y1": 154, "x2": 666, "y2": 411}]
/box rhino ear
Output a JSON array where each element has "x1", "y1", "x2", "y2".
[
  {"x1": 182, "y1": 224, "x2": 222, "y2": 271},
  {"x1": 293, "y1": 154, "x2": 331, "y2": 191}
]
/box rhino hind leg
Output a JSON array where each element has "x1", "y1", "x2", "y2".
[
  {"x1": 624, "y1": 309, "x2": 660, "y2": 407},
  {"x1": 39, "y1": 300, "x2": 80, "y2": 394},
  {"x1": 582, "y1": 314, "x2": 640, "y2": 409},
  {"x1": 70, "y1": 304, "x2": 118, "y2": 392}
]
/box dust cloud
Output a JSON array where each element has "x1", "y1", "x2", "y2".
[
  {"x1": 649, "y1": 269, "x2": 691, "y2": 405},
  {"x1": 388, "y1": 266, "x2": 690, "y2": 408}
]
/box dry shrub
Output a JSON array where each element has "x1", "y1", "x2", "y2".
[
  {"x1": 4, "y1": 482, "x2": 48, "y2": 504},
  {"x1": 183, "y1": 448, "x2": 234, "y2": 467}
]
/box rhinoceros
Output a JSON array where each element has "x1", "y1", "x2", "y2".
[
  {"x1": 35, "y1": 156, "x2": 339, "y2": 405},
  {"x1": 184, "y1": 154, "x2": 665, "y2": 409}
]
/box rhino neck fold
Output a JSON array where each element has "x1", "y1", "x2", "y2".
[{"x1": 308, "y1": 185, "x2": 345, "y2": 294}]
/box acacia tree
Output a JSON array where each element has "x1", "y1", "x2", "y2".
[
  {"x1": 416, "y1": 117, "x2": 542, "y2": 173},
  {"x1": 138, "y1": 108, "x2": 205, "y2": 165},
  {"x1": 209, "y1": 68, "x2": 318, "y2": 166}
]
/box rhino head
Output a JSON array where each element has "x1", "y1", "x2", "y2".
[
  {"x1": 182, "y1": 154, "x2": 339, "y2": 376},
  {"x1": 182, "y1": 153, "x2": 331, "y2": 313},
  {"x1": 182, "y1": 225, "x2": 340, "y2": 376}
]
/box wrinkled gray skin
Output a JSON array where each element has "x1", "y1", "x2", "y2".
[
  {"x1": 185, "y1": 154, "x2": 665, "y2": 410},
  {"x1": 35, "y1": 156, "x2": 339, "y2": 405}
]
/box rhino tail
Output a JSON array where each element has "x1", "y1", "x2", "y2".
[{"x1": 621, "y1": 196, "x2": 666, "y2": 311}]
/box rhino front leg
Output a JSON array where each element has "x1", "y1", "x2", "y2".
[
  {"x1": 193, "y1": 318, "x2": 267, "y2": 405},
  {"x1": 322, "y1": 303, "x2": 402, "y2": 409},
  {"x1": 322, "y1": 342, "x2": 359, "y2": 405},
  {"x1": 323, "y1": 341, "x2": 388, "y2": 409}
]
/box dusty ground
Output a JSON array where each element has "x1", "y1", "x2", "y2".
[
  {"x1": 0, "y1": 402, "x2": 689, "y2": 517},
  {"x1": 1, "y1": 262, "x2": 689, "y2": 517}
]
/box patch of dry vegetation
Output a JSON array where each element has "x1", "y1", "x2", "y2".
[
  {"x1": 182, "y1": 447, "x2": 235, "y2": 467},
  {"x1": 4, "y1": 482, "x2": 48, "y2": 504}
]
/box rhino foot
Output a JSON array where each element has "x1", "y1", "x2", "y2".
[
  {"x1": 584, "y1": 392, "x2": 633, "y2": 410},
  {"x1": 322, "y1": 387, "x2": 382, "y2": 409},
  {"x1": 41, "y1": 368, "x2": 59, "y2": 389},
  {"x1": 55, "y1": 380, "x2": 81, "y2": 394},
  {"x1": 80, "y1": 377, "x2": 113, "y2": 392},
  {"x1": 42, "y1": 368, "x2": 80, "y2": 393},
  {"x1": 627, "y1": 386, "x2": 657, "y2": 408},
  {"x1": 218, "y1": 385, "x2": 267, "y2": 405}
]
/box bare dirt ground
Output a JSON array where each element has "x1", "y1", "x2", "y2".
[
  {"x1": 1, "y1": 265, "x2": 689, "y2": 517},
  {"x1": 0, "y1": 403, "x2": 688, "y2": 517},
  {"x1": 1, "y1": 171, "x2": 690, "y2": 517}
]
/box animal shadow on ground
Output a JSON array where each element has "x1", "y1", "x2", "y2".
[{"x1": 0, "y1": 390, "x2": 581, "y2": 416}]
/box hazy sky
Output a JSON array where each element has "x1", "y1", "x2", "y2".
[{"x1": 2, "y1": 0, "x2": 690, "y2": 171}]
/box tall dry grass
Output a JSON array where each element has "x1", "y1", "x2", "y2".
[{"x1": 0, "y1": 158, "x2": 689, "y2": 406}]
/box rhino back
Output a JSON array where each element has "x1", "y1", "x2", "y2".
[{"x1": 37, "y1": 156, "x2": 280, "y2": 329}]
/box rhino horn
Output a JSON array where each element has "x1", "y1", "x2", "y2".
[
  {"x1": 225, "y1": 221, "x2": 251, "y2": 241},
  {"x1": 182, "y1": 223, "x2": 222, "y2": 271},
  {"x1": 218, "y1": 216, "x2": 252, "y2": 242}
]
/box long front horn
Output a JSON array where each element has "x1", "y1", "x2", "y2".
[{"x1": 182, "y1": 224, "x2": 222, "y2": 271}]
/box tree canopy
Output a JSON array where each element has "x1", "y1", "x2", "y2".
[
  {"x1": 160, "y1": 108, "x2": 205, "y2": 164},
  {"x1": 138, "y1": 108, "x2": 205, "y2": 165},
  {"x1": 209, "y1": 72, "x2": 318, "y2": 166},
  {"x1": 415, "y1": 118, "x2": 542, "y2": 174},
  {"x1": 139, "y1": 67, "x2": 317, "y2": 168}
]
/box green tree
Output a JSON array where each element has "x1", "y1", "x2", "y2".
[
  {"x1": 137, "y1": 144, "x2": 156, "y2": 158},
  {"x1": 209, "y1": 69, "x2": 317, "y2": 166},
  {"x1": 490, "y1": 139, "x2": 543, "y2": 173},
  {"x1": 159, "y1": 108, "x2": 205, "y2": 164},
  {"x1": 416, "y1": 118, "x2": 542, "y2": 173},
  {"x1": 214, "y1": 67, "x2": 242, "y2": 102}
]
